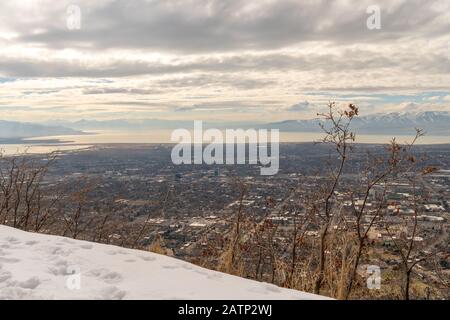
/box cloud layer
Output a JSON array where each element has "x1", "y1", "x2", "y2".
[{"x1": 0, "y1": 0, "x2": 449, "y2": 122}]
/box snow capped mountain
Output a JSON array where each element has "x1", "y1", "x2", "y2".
[
  {"x1": 354, "y1": 111, "x2": 450, "y2": 134},
  {"x1": 0, "y1": 225, "x2": 327, "y2": 300},
  {"x1": 265, "y1": 111, "x2": 450, "y2": 135},
  {"x1": 413, "y1": 111, "x2": 447, "y2": 123}
]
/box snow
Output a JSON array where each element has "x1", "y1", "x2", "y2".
[{"x1": 0, "y1": 225, "x2": 327, "y2": 300}]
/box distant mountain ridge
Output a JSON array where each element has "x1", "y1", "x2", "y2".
[
  {"x1": 48, "y1": 111, "x2": 450, "y2": 135},
  {"x1": 264, "y1": 111, "x2": 450, "y2": 135},
  {"x1": 4, "y1": 111, "x2": 449, "y2": 139},
  {"x1": 0, "y1": 120, "x2": 85, "y2": 138}
]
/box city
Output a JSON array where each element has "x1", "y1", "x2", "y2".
[{"x1": 4, "y1": 140, "x2": 446, "y2": 299}]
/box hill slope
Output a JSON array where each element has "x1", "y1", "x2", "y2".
[{"x1": 0, "y1": 225, "x2": 326, "y2": 300}]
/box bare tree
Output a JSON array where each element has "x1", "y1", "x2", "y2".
[
  {"x1": 62, "y1": 180, "x2": 95, "y2": 239},
  {"x1": 313, "y1": 102, "x2": 358, "y2": 294},
  {"x1": 341, "y1": 131, "x2": 425, "y2": 299},
  {"x1": 384, "y1": 169, "x2": 439, "y2": 300},
  {"x1": 0, "y1": 152, "x2": 58, "y2": 231},
  {"x1": 131, "y1": 186, "x2": 171, "y2": 249},
  {"x1": 219, "y1": 181, "x2": 247, "y2": 275}
]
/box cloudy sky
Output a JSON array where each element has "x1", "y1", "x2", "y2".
[{"x1": 0, "y1": 0, "x2": 450, "y2": 123}]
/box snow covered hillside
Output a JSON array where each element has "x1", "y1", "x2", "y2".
[{"x1": 0, "y1": 225, "x2": 326, "y2": 300}]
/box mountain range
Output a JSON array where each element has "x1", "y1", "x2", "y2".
[
  {"x1": 1, "y1": 111, "x2": 449, "y2": 139},
  {"x1": 62, "y1": 111, "x2": 450, "y2": 135},
  {"x1": 263, "y1": 111, "x2": 450, "y2": 135}
]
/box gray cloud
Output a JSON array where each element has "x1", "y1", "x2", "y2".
[
  {"x1": 174, "y1": 100, "x2": 267, "y2": 113},
  {"x1": 1, "y1": 48, "x2": 449, "y2": 79},
  {"x1": 156, "y1": 74, "x2": 276, "y2": 90},
  {"x1": 286, "y1": 101, "x2": 315, "y2": 112},
  {"x1": 83, "y1": 87, "x2": 162, "y2": 95},
  {"x1": 8, "y1": 0, "x2": 449, "y2": 53}
]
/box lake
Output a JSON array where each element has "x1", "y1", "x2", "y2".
[{"x1": 1, "y1": 130, "x2": 449, "y2": 155}]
